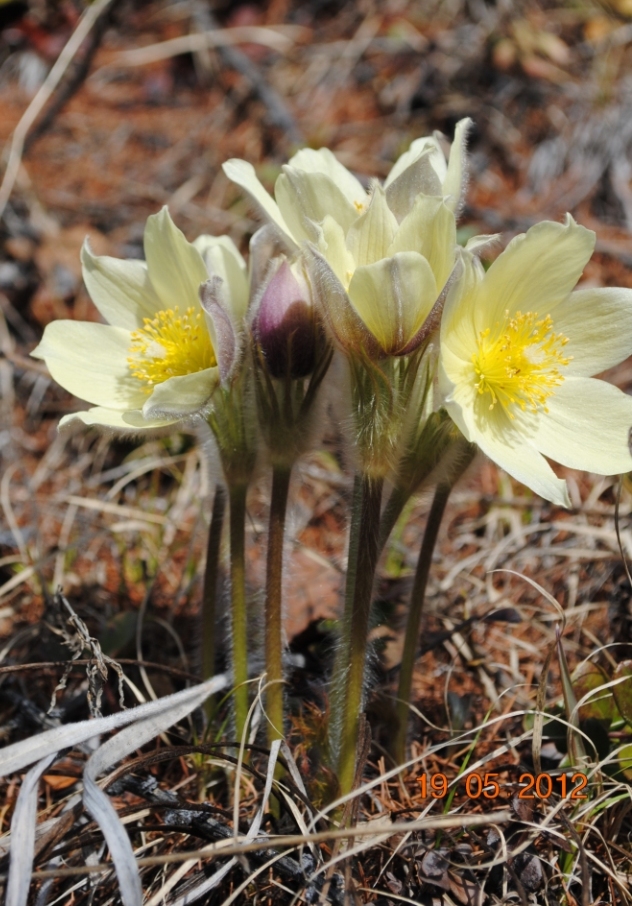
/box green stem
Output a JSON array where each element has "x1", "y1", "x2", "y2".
[
  {"x1": 330, "y1": 474, "x2": 362, "y2": 752},
  {"x1": 228, "y1": 483, "x2": 249, "y2": 741},
  {"x1": 392, "y1": 481, "x2": 452, "y2": 765},
  {"x1": 202, "y1": 484, "x2": 226, "y2": 719},
  {"x1": 335, "y1": 473, "x2": 384, "y2": 798},
  {"x1": 378, "y1": 483, "x2": 412, "y2": 556},
  {"x1": 265, "y1": 464, "x2": 292, "y2": 746}
]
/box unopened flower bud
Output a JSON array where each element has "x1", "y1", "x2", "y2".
[{"x1": 254, "y1": 259, "x2": 316, "y2": 379}]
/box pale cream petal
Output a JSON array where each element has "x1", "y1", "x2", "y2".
[
  {"x1": 552, "y1": 287, "x2": 632, "y2": 376},
  {"x1": 528, "y1": 377, "x2": 632, "y2": 475},
  {"x1": 222, "y1": 159, "x2": 291, "y2": 235},
  {"x1": 442, "y1": 117, "x2": 472, "y2": 212},
  {"x1": 81, "y1": 241, "x2": 162, "y2": 329},
  {"x1": 345, "y1": 185, "x2": 399, "y2": 268},
  {"x1": 439, "y1": 249, "x2": 483, "y2": 361},
  {"x1": 59, "y1": 407, "x2": 177, "y2": 431},
  {"x1": 142, "y1": 368, "x2": 219, "y2": 419},
  {"x1": 384, "y1": 152, "x2": 442, "y2": 220},
  {"x1": 465, "y1": 233, "x2": 501, "y2": 253},
  {"x1": 347, "y1": 252, "x2": 437, "y2": 354},
  {"x1": 144, "y1": 207, "x2": 209, "y2": 311},
  {"x1": 438, "y1": 341, "x2": 474, "y2": 388},
  {"x1": 444, "y1": 379, "x2": 570, "y2": 505},
  {"x1": 305, "y1": 246, "x2": 381, "y2": 357},
  {"x1": 286, "y1": 147, "x2": 367, "y2": 207},
  {"x1": 193, "y1": 234, "x2": 249, "y2": 321},
  {"x1": 384, "y1": 135, "x2": 446, "y2": 188},
  {"x1": 193, "y1": 233, "x2": 243, "y2": 262},
  {"x1": 387, "y1": 194, "x2": 456, "y2": 289},
  {"x1": 32, "y1": 321, "x2": 147, "y2": 409},
  {"x1": 276, "y1": 168, "x2": 360, "y2": 243},
  {"x1": 477, "y1": 216, "x2": 595, "y2": 331},
  {"x1": 317, "y1": 215, "x2": 356, "y2": 286}
]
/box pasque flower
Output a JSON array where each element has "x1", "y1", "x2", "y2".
[
  {"x1": 31, "y1": 208, "x2": 248, "y2": 430},
  {"x1": 439, "y1": 216, "x2": 632, "y2": 506},
  {"x1": 253, "y1": 257, "x2": 316, "y2": 379},
  {"x1": 223, "y1": 121, "x2": 471, "y2": 357}
]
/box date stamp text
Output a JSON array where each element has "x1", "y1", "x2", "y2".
[{"x1": 417, "y1": 772, "x2": 588, "y2": 800}]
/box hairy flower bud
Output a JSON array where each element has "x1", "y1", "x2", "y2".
[{"x1": 254, "y1": 259, "x2": 316, "y2": 379}]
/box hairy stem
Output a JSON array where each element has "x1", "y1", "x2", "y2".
[
  {"x1": 378, "y1": 483, "x2": 412, "y2": 556},
  {"x1": 202, "y1": 485, "x2": 226, "y2": 720},
  {"x1": 335, "y1": 473, "x2": 384, "y2": 798},
  {"x1": 265, "y1": 464, "x2": 292, "y2": 746},
  {"x1": 228, "y1": 483, "x2": 249, "y2": 741},
  {"x1": 330, "y1": 474, "x2": 362, "y2": 754},
  {"x1": 392, "y1": 481, "x2": 452, "y2": 765}
]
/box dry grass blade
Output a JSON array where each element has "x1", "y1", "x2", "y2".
[
  {"x1": 1, "y1": 674, "x2": 229, "y2": 906},
  {"x1": 533, "y1": 639, "x2": 555, "y2": 776},
  {"x1": 82, "y1": 687, "x2": 234, "y2": 906},
  {"x1": 5, "y1": 753, "x2": 56, "y2": 906},
  {"x1": 105, "y1": 25, "x2": 302, "y2": 68},
  {"x1": 168, "y1": 858, "x2": 237, "y2": 906},
  {"x1": 556, "y1": 625, "x2": 588, "y2": 766},
  {"x1": 0, "y1": 673, "x2": 228, "y2": 777}
]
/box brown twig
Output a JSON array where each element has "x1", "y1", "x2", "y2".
[{"x1": 0, "y1": 0, "x2": 117, "y2": 219}]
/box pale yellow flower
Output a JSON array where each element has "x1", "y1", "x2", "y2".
[
  {"x1": 439, "y1": 216, "x2": 632, "y2": 505},
  {"x1": 31, "y1": 208, "x2": 248, "y2": 430},
  {"x1": 223, "y1": 121, "x2": 471, "y2": 356}
]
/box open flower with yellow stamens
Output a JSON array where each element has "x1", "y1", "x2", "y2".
[
  {"x1": 439, "y1": 215, "x2": 632, "y2": 506},
  {"x1": 31, "y1": 207, "x2": 248, "y2": 430},
  {"x1": 223, "y1": 121, "x2": 471, "y2": 357}
]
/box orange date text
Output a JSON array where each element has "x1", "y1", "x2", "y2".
[{"x1": 417, "y1": 772, "x2": 588, "y2": 800}]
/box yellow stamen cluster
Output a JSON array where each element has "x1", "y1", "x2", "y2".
[
  {"x1": 128, "y1": 306, "x2": 216, "y2": 392},
  {"x1": 472, "y1": 310, "x2": 571, "y2": 417}
]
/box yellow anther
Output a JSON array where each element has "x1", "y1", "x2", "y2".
[
  {"x1": 471, "y1": 310, "x2": 571, "y2": 418},
  {"x1": 128, "y1": 306, "x2": 216, "y2": 392}
]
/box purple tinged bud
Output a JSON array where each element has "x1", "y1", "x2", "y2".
[{"x1": 254, "y1": 260, "x2": 316, "y2": 379}]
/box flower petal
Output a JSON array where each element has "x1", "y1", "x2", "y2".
[
  {"x1": 193, "y1": 234, "x2": 249, "y2": 322},
  {"x1": 222, "y1": 159, "x2": 291, "y2": 236},
  {"x1": 384, "y1": 135, "x2": 446, "y2": 189},
  {"x1": 439, "y1": 249, "x2": 484, "y2": 362},
  {"x1": 347, "y1": 252, "x2": 438, "y2": 355},
  {"x1": 59, "y1": 407, "x2": 177, "y2": 431},
  {"x1": 385, "y1": 151, "x2": 443, "y2": 221},
  {"x1": 200, "y1": 279, "x2": 238, "y2": 384},
  {"x1": 479, "y1": 216, "x2": 595, "y2": 331},
  {"x1": 144, "y1": 208, "x2": 209, "y2": 311},
  {"x1": 387, "y1": 194, "x2": 456, "y2": 290},
  {"x1": 305, "y1": 246, "x2": 381, "y2": 357},
  {"x1": 528, "y1": 376, "x2": 632, "y2": 475},
  {"x1": 443, "y1": 117, "x2": 472, "y2": 212},
  {"x1": 444, "y1": 376, "x2": 570, "y2": 506},
  {"x1": 32, "y1": 321, "x2": 147, "y2": 410},
  {"x1": 286, "y1": 147, "x2": 367, "y2": 208},
  {"x1": 275, "y1": 168, "x2": 359, "y2": 243},
  {"x1": 346, "y1": 185, "x2": 399, "y2": 268},
  {"x1": 81, "y1": 241, "x2": 161, "y2": 330},
  {"x1": 142, "y1": 368, "x2": 219, "y2": 420},
  {"x1": 316, "y1": 215, "x2": 356, "y2": 286},
  {"x1": 552, "y1": 287, "x2": 632, "y2": 376}
]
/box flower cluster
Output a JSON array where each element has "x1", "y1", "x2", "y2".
[{"x1": 31, "y1": 121, "x2": 632, "y2": 788}]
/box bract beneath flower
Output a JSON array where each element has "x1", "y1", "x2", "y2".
[
  {"x1": 223, "y1": 121, "x2": 471, "y2": 357},
  {"x1": 439, "y1": 215, "x2": 632, "y2": 506},
  {"x1": 31, "y1": 207, "x2": 248, "y2": 430}
]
